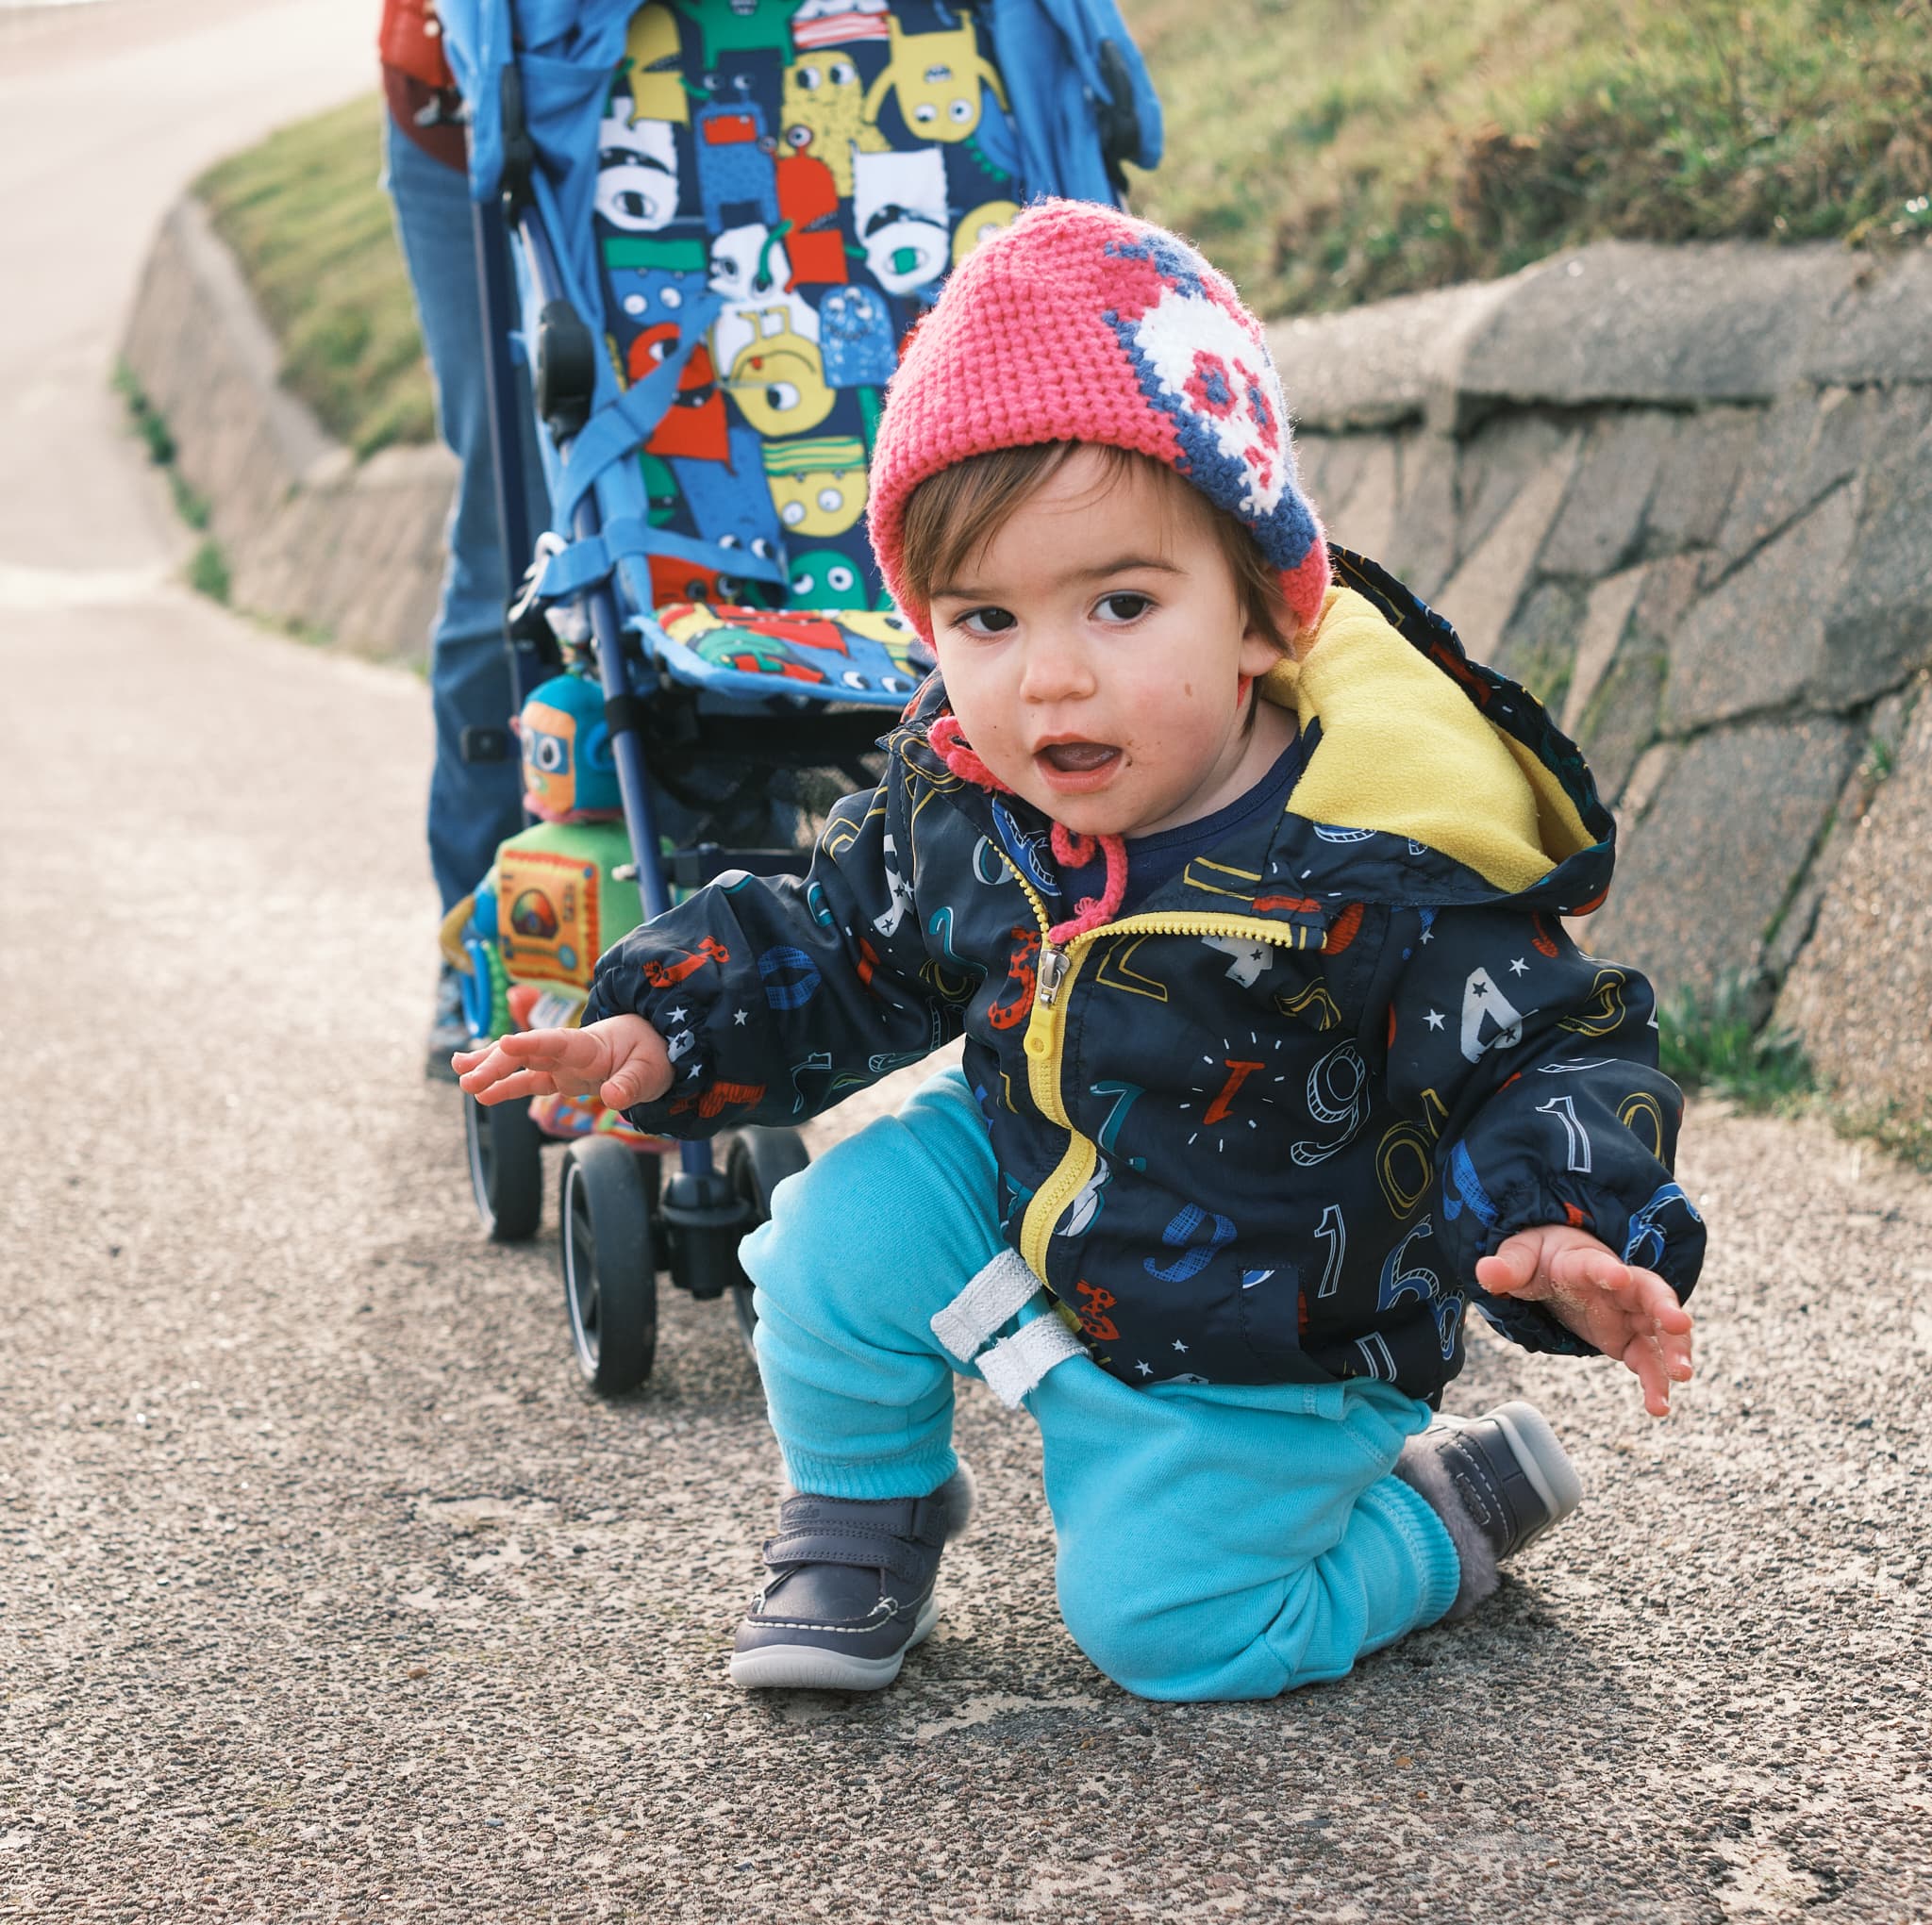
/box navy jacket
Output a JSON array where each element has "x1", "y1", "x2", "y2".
[{"x1": 585, "y1": 552, "x2": 1706, "y2": 1402}]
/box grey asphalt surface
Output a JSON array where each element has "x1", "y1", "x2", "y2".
[{"x1": 3, "y1": 6, "x2": 1929, "y2": 1920}]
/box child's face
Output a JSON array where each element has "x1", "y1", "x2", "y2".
[{"x1": 927, "y1": 447, "x2": 1287, "y2": 840}]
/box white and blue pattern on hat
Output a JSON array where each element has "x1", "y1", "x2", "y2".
[{"x1": 1099, "y1": 229, "x2": 1324, "y2": 581}]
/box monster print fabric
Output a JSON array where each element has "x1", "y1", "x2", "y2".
[{"x1": 586, "y1": 0, "x2": 1034, "y2": 623}]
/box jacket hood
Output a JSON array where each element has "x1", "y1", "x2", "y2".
[{"x1": 1264, "y1": 581, "x2": 1596, "y2": 895}]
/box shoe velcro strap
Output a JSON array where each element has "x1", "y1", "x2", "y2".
[
  {"x1": 775, "y1": 1490, "x2": 949, "y2": 1546},
  {"x1": 759, "y1": 1526, "x2": 933, "y2": 1584}
]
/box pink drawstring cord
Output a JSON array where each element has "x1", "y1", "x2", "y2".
[
  {"x1": 925, "y1": 714, "x2": 1006, "y2": 792},
  {"x1": 925, "y1": 714, "x2": 1128, "y2": 945},
  {"x1": 1045, "y1": 822, "x2": 1127, "y2": 943}
]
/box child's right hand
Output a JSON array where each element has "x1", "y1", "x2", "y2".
[{"x1": 453, "y1": 1014, "x2": 673, "y2": 1112}]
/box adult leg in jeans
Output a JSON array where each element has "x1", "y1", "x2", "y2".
[{"x1": 383, "y1": 117, "x2": 549, "y2": 1066}]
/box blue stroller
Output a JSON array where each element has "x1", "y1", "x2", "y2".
[{"x1": 435, "y1": 0, "x2": 1161, "y2": 1392}]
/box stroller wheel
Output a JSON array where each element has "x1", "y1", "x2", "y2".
[
  {"x1": 559, "y1": 1137, "x2": 657, "y2": 1393},
  {"x1": 464, "y1": 1093, "x2": 543, "y2": 1243},
  {"x1": 724, "y1": 1127, "x2": 810, "y2": 1358}
]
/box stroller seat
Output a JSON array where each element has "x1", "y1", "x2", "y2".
[
  {"x1": 448, "y1": 0, "x2": 1161, "y2": 716},
  {"x1": 652, "y1": 601, "x2": 929, "y2": 701}
]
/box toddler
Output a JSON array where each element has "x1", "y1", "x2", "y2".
[{"x1": 458, "y1": 202, "x2": 1704, "y2": 1702}]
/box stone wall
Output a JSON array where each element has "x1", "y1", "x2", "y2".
[
  {"x1": 1268, "y1": 240, "x2": 1932, "y2": 1118},
  {"x1": 123, "y1": 202, "x2": 1932, "y2": 1116},
  {"x1": 122, "y1": 198, "x2": 455, "y2": 665}
]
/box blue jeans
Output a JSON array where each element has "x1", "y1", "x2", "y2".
[
  {"x1": 383, "y1": 118, "x2": 552, "y2": 914},
  {"x1": 741, "y1": 1070, "x2": 1461, "y2": 1701}
]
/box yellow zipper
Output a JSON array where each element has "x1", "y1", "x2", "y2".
[{"x1": 1005, "y1": 876, "x2": 1322, "y2": 1278}]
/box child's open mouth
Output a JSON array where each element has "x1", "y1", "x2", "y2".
[{"x1": 1034, "y1": 739, "x2": 1122, "y2": 790}]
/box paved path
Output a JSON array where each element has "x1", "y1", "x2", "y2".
[{"x1": 2, "y1": 7, "x2": 1929, "y2": 1919}]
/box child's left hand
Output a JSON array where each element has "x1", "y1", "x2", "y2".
[{"x1": 1474, "y1": 1224, "x2": 1694, "y2": 1419}]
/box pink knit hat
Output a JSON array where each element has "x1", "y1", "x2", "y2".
[{"x1": 866, "y1": 198, "x2": 1329, "y2": 643}]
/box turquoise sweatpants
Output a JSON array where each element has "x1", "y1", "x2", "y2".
[{"x1": 740, "y1": 1070, "x2": 1460, "y2": 1701}]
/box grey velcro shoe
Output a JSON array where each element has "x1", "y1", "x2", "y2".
[
  {"x1": 1394, "y1": 1400, "x2": 1583, "y2": 1619},
  {"x1": 729, "y1": 1468, "x2": 974, "y2": 1691}
]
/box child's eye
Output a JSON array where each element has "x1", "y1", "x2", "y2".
[
  {"x1": 1095, "y1": 592, "x2": 1152, "y2": 623},
  {"x1": 954, "y1": 606, "x2": 1017, "y2": 639}
]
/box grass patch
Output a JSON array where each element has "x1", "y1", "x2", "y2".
[
  {"x1": 1834, "y1": 1102, "x2": 1932, "y2": 1175},
  {"x1": 188, "y1": 539, "x2": 232, "y2": 604},
  {"x1": 1859, "y1": 734, "x2": 1897, "y2": 786},
  {"x1": 115, "y1": 360, "x2": 176, "y2": 465},
  {"x1": 1657, "y1": 978, "x2": 1814, "y2": 1110},
  {"x1": 274, "y1": 614, "x2": 336, "y2": 649},
  {"x1": 1660, "y1": 975, "x2": 1932, "y2": 1176},
  {"x1": 116, "y1": 359, "x2": 224, "y2": 571},
  {"x1": 1123, "y1": 0, "x2": 1932, "y2": 315},
  {"x1": 195, "y1": 92, "x2": 433, "y2": 458}
]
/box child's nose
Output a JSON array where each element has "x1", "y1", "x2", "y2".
[{"x1": 1019, "y1": 629, "x2": 1096, "y2": 704}]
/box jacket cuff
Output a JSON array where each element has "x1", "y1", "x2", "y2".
[
  {"x1": 580, "y1": 976, "x2": 620, "y2": 1029},
  {"x1": 1448, "y1": 1169, "x2": 1706, "y2": 1359},
  {"x1": 1469, "y1": 1286, "x2": 1598, "y2": 1357},
  {"x1": 583, "y1": 956, "x2": 723, "y2": 1135}
]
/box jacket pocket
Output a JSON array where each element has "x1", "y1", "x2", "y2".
[{"x1": 1236, "y1": 1255, "x2": 1306, "y2": 1375}]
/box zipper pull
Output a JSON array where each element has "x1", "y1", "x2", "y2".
[{"x1": 1037, "y1": 940, "x2": 1068, "y2": 1008}]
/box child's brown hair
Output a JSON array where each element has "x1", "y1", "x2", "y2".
[{"x1": 898, "y1": 441, "x2": 1300, "y2": 658}]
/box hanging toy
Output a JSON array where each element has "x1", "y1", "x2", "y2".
[
  {"x1": 517, "y1": 671, "x2": 622, "y2": 821},
  {"x1": 439, "y1": 672, "x2": 669, "y2": 1153}
]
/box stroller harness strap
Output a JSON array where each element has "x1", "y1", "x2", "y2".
[
  {"x1": 537, "y1": 278, "x2": 795, "y2": 603},
  {"x1": 547, "y1": 284, "x2": 725, "y2": 527},
  {"x1": 535, "y1": 515, "x2": 788, "y2": 605}
]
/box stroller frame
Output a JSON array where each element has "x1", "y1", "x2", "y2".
[
  {"x1": 444, "y1": 0, "x2": 1162, "y2": 1393},
  {"x1": 463, "y1": 84, "x2": 893, "y2": 1392}
]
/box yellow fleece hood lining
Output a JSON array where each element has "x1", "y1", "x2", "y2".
[{"x1": 1257, "y1": 587, "x2": 1594, "y2": 896}]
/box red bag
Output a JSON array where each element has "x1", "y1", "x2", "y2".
[{"x1": 378, "y1": 0, "x2": 455, "y2": 92}]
